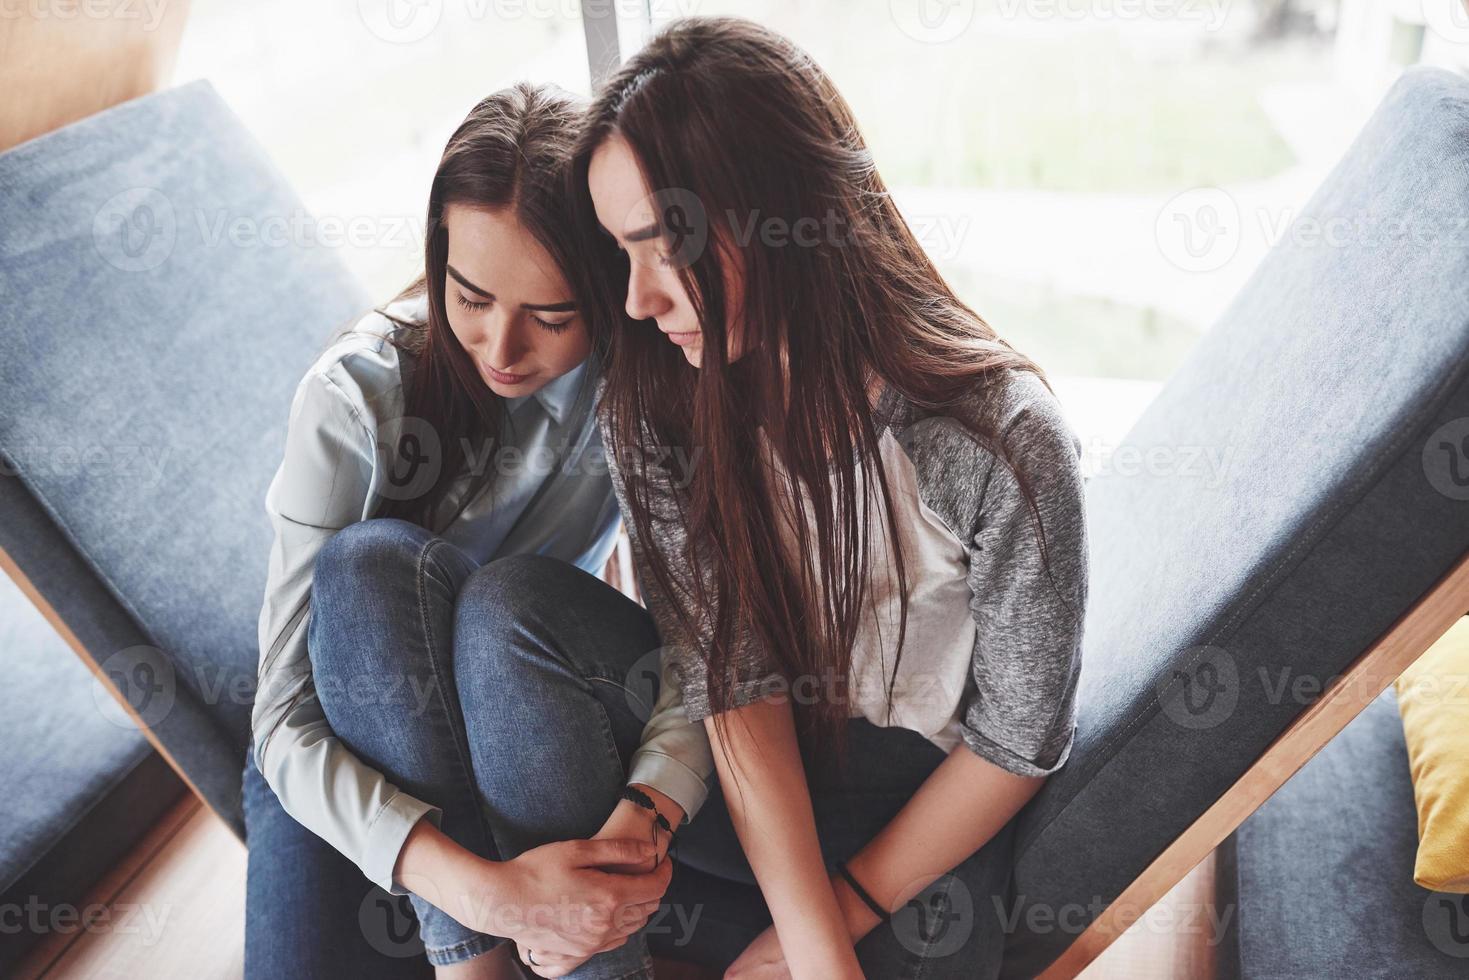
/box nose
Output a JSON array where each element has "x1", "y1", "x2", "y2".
[
  {"x1": 478, "y1": 308, "x2": 524, "y2": 369},
  {"x1": 625, "y1": 259, "x2": 672, "y2": 323}
]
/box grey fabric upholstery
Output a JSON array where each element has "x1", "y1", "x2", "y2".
[
  {"x1": 1217, "y1": 688, "x2": 1469, "y2": 977},
  {"x1": 1001, "y1": 66, "x2": 1469, "y2": 977},
  {"x1": 0, "y1": 80, "x2": 370, "y2": 834}
]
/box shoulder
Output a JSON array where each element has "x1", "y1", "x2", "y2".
[
  {"x1": 292, "y1": 294, "x2": 426, "y2": 435},
  {"x1": 888, "y1": 367, "x2": 1085, "y2": 535}
]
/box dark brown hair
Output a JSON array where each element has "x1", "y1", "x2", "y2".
[{"x1": 571, "y1": 18, "x2": 1062, "y2": 774}]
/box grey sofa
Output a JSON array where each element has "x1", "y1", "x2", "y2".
[
  {"x1": 999, "y1": 66, "x2": 1469, "y2": 977},
  {"x1": 0, "y1": 66, "x2": 1466, "y2": 978}
]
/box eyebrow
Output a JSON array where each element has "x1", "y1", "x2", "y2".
[{"x1": 446, "y1": 264, "x2": 578, "y2": 313}]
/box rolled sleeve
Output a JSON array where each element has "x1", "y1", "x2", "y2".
[{"x1": 958, "y1": 383, "x2": 1089, "y2": 778}]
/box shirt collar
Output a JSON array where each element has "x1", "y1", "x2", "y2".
[{"x1": 506, "y1": 359, "x2": 589, "y2": 427}]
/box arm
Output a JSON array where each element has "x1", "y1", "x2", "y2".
[
  {"x1": 251, "y1": 362, "x2": 447, "y2": 896},
  {"x1": 594, "y1": 393, "x2": 718, "y2": 833},
  {"x1": 833, "y1": 378, "x2": 1090, "y2": 937},
  {"x1": 708, "y1": 696, "x2": 864, "y2": 979}
]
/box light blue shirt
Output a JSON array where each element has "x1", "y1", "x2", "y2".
[{"x1": 250, "y1": 295, "x2": 708, "y2": 894}]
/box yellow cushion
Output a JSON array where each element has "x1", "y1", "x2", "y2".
[{"x1": 1395, "y1": 614, "x2": 1469, "y2": 894}]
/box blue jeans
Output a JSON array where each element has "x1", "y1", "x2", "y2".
[
  {"x1": 243, "y1": 753, "x2": 435, "y2": 978},
  {"x1": 248, "y1": 517, "x2": 1017, "y2": 977}
]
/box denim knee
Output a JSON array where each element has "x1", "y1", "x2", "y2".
[
  {"x1": 453, "y1": 553, "x2": 588, "y2": 632},
  {"x1": 314, "y1": 517, "x2": 434, "y2": 592}
]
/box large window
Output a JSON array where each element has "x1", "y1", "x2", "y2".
[{"x1": 176, "y1": 0, "x2": 1462, "y2": 381}]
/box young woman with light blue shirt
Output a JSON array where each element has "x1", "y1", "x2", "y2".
[{"x1": 242, "y1": 83, "x2": 712, "y2": 980}]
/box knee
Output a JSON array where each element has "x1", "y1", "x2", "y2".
[
  {"x1": 453, "y1": 554, "x2": 589, "y2": 643},
  {"x1": 313, "y1": 518, "x2": 432, "y2": 595}
]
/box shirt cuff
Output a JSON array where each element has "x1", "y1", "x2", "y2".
[
  {"x1": 363, "y1": 791, "x2": 443, "y2": 896},
  {"x1": 627, "y1": 748, "x2": 712, "y2": 824}
]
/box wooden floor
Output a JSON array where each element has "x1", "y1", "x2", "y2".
[{"x1": 14, "y1": 796, "x2": 1218, "y2": 979}]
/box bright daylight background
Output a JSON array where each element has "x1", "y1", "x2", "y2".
[{"x1": 172, "y1": 0, "x2": 1469, "y2": 452}]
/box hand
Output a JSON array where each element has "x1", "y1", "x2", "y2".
[
  {"x1": 462, "y1": 838, "x2": 670, "y2": 971},
  {"x1": 591, "y1": 784, "x2": 684, "y2": 873},
  {"x1": 724, "y1": 924, "x2": 792, "y2": 979}
]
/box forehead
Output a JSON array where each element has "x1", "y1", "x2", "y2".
[
  {"x1": 588, "y1": 133, "x2": 656, "y2": 238},
  {"x1": 443, "y1": 203, "x2": 569, "y2": 299}
]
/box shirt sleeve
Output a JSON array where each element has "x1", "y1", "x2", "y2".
[
  {"x1": 597, "y1": 389, "x2": 784, "y2": 823},
  {"x1": 251, "y1": 366, "x2": 442, "y2": 895},
  {"x1": 957, "y1": 381, "x2": 1089, "y2": 778}
]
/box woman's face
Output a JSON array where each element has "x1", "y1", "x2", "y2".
[
  {"x1": 442, "y1": 202, "x2": 590, "y2": 397},
  {"x1": 587, "y1": 132, "x2": 746, "y2": 369}
]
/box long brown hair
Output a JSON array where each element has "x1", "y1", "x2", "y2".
[
  {"x1": 571, "y1": 17, "x2": 1063, "y2": 774},
  {"x1": 257, "y1": 82, "x2": 614, "y2": 763}
]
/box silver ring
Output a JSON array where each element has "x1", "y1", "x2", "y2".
[{"x1": 526, "y1": 949, "x2": 538, "y2": 966}]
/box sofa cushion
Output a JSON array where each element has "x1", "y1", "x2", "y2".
[
  {"x1": 1394, "y1": 615, "x2": 1469, "y2": 893},
  {"x1": 1002, "y1": 65, "x2": 1469, "y2": 977},
  {"x1": 1216, "y1": 688, "x2": 1469, "y2": 978},
  {"x1": 0, "y1": 572, "x2": 185, "y2": 971},
  {"x1": 0, "y1": 80, "x2": 370, "y2": 831}
]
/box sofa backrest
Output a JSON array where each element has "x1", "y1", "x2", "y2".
[
  {"x1": 0, "y1": 81, "x2": 370, "y2": 832},
  {"x1": 1002, "y1": 66, "x2": 1469, "y2": 977}
]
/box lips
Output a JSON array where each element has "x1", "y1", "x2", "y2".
[
  {"x1": 660, "y1": 328, "x2": 700, "y2": 347},
  {"x1": 480, "y1": 360, "x2": 530, "y2": 385}
]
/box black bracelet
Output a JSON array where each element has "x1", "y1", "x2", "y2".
[
  {"x1": 620, "y1": 786, "x2": 676, "y2": 866},
  {"x1": 834, "y1": 860, "x2": 890, "y2": 923}
]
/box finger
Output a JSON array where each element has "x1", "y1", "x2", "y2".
[{"x1": 571, "y1": 837, "x2": 655, "y2": 868}]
